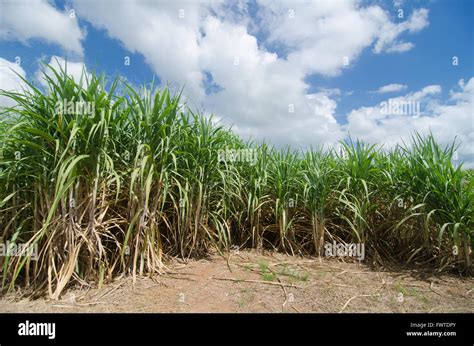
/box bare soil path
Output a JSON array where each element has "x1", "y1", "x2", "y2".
[{"x1": 1, "y1": 250, "x2": 472, "y2": 313}]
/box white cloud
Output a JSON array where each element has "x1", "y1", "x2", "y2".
[
  {"x1": 0, "y1": 0, "x2": 84, "y2": 56},
  {"x1": 345, "y1": 79, "x2": 474, "y2": 167},
  {"x1": 70, "y1": 0, "x2": 429, "y2": 148},
  {"x1": 374, "y1": 83, "x2": 408, "y2": 94},
  {"x1": 199, "y1": 16, "x2": 343, "y2": 147},
  {"x1": 0, "y1": 58, "x2": 28, "y2": 108},
  {"x1": 384, "y1": 41, "x2": 414, "y2": 53},
  {"x1": 257, "y1": 2, "x2": 429, "y2": 75},
  {"x1": 2, "y1": 1, "x2": 469, "y2": 165},
  {"x1": 72, "y1": 0, "x2": 206, "y2": 104},
  {"x1": 373, "y1": 8, "x2": 429, "y2": 54},
  {"x1": 257, "y1": 1, "x2": 385, "y2": 76},
  {"x1": 393, "y1": 0, "x2": 405, "y2": 7}
]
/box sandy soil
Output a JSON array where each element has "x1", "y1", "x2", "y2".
[{"x1": 0, "y1": 250, "x2": 472, "y2": 313}]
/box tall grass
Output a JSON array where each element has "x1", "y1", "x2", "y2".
[{"x1": 0, "y1": 65, "x2": 472, "y2": 297}]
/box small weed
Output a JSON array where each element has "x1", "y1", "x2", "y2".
[
  {"x1": 277, "y1": 265, "x2": 309, "y2": 282},
  {"x1": 262, "y1": 272, "x2": 276, "y2": 282}
]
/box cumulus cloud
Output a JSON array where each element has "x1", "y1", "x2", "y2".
[
  {"x1": 257, "y1": 1, "x2": 385, "y2": 76},
  {"x1": 70, "y1": 0, "x2": 429, "y2": 148},
  {"x1": 2, "y1": 1, "x2": 469, "y2": 165},
  {"x1": 344, "y1": 78, "x2": 474, "y2": 167},
  {"x1": 198, "y1": 16, "x2": 344, "y2": 147},
  {"x1": 257, "y1": 1, "x2": 428, "y2": 74},
  {"x1": 0, "y1": 0, "x2": 84, "y2": 56},
  {"x1": 0, "y1": 58, "x2": 28, "y2": 108},
  {"x1": 373, "y1": 8, "x2": 429, "y2": 54},
  {"x1": 374, "y1": 83, "x2": 408, "y2": 94},
  {"x1": 384, "y1": 41, "x2": 414, "y2": 53},
  {"x1": 393, "y1": 0, "x2": 405, "y2": 7},
  {"x1": 72, "y1": 0, "x2": 206, "y2": 105}
]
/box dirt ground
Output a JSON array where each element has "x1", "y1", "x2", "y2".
[{"x1": 0, "y1": 250, "x2": 472, "y2": 313}]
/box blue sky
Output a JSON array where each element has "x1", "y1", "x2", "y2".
[{"x1": 1, "y1": 0, "x2": 473, "y2": 165}]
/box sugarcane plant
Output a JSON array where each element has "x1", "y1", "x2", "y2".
[{"x1": 0, "y1": 64, "x2": 471, "y2": 298}]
